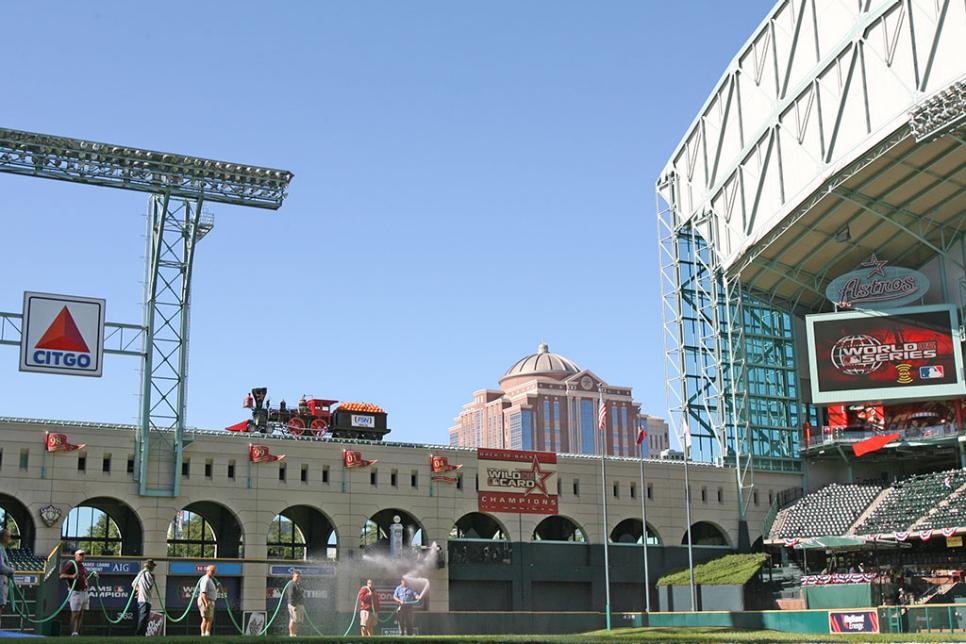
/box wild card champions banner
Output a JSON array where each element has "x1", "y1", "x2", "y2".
[
  {"x1": 477, "y1": 448, "x2": 558, "y2": 514},
  {"x1": 807, "y1": 305, "x2": 965, "y2": 404}
]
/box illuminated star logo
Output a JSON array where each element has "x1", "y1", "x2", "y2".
[
  {"x1": 861, "y1": 254, "x2": 888, "y2": 277},
  {"x1": 523, "y1": 456, "x2": 554, "y2": 497}
]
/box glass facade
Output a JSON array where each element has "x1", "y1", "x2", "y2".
[
  {"x1": 676, "y1": 231, "x2": 809, "y2": 472},
  {"x1": 543, "y1": 400, "x2": 551, "y2": 450},
  {"x1": 521, "y1": 410, "x2": 534, "y2": 451}
]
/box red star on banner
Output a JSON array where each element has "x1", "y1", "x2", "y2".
[
  {"x1": 523, "y1": 456, "x2": 554, "y2": 497},
  {"x1": 861, "y1": 253, "x2": 888, "y2": 277}
]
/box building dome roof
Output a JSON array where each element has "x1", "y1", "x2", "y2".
[{"x1": 501, "y1": 343, "x2": 581, "y2": 381}]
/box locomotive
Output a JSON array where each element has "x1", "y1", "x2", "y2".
[{"x1": 231, "y1": 387, "x2": 390, "y2": 441}]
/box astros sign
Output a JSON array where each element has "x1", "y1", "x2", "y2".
[{"x1": 20, "y1": 292, "x2": 105, "y2": 377}]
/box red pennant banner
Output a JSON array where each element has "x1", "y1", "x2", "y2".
[
  {"x1": 343, "y1": 449, "x2": 376, "y2": 468},
  {"x1": 430, "y1": 455, "x2": 461, "y2": 482},
  {"x1": 45, "y1": 432, "x2": 85, "y2": 452},
  {"x1": 249, "y1": 444, "x2": 284, "y2": 463},
  {"x1": 225, "y1": 420, "x2": 250, "y2": 432},
  {"x1": 852, "y1": 432, "x2": 900, "y2": 457}
]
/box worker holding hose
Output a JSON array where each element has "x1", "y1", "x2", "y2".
[{"x1": 0, "y1": 530, "x2": 14, "y2": 616}]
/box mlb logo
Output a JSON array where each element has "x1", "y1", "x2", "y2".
[
  {"x1": 919, "y1": 366, "x2": 944, "y2": 379},
  {"x1": 20, "y1": 292, "x2": 105, "y2": 377}
]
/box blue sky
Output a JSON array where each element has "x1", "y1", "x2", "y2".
[{"x1": 0, "y1": 0, "x2": 773, "y2": 445}]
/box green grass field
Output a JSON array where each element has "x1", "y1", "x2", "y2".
[{"x1": 16, "y1": 628, "x2": 966, "y2": 643}]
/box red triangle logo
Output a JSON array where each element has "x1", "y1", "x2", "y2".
[{"x1": 35, "y1": 307, "x2": 90, "y2": 353}]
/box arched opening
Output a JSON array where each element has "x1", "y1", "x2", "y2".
[
  {"x1": 62, "y1": 497, "x2": 143, "y2": 556},
  {"x1": 450, "y1": 513, "x2": 507, "y2": 540},
  {"x1": 268, "y1": 506, "x2": 338, "y2": 561},
  {"x1": 532, "y1": 516, "x2": 586, "y2": 542},
  {"x1": 361, "y1": 509, "x2": 425, "y2": 554},
  {"x1": 167, "y1": 501, "x2": 244, "y2": 558},
  {"x1": 0, "y1": 493, "x2": 34, "y2": 553},
  {"x1": 683, "y1": 521, "x2": 730, "y2": 546},
  {"x1": 609, "y1": 518, "x2": 661, "y2": 545}
]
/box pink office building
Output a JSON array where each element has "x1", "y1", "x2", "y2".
[{"x1": 449, "y1": 343, "x2": 669, "y2": 457}]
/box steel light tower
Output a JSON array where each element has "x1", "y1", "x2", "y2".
[{"x1": 0, "y1": 127, "x2": 293, "y2": 496}]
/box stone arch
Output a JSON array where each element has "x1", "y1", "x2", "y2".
[
  {"x1": 0, "y1": 493, "x2": 34, "y2": 552},
  {"x1": 450, "y1": 512, "x2": 508, "y2": 540},
  {"x1": 167, "y1": 500, "x2": 245, "y2": 558},
  {"x1": 268, "y1": 505, "x2": 338, "y2": 560},
  {"x1": 361, "y1": 508, "x2": 426, "y2": 554},
  {"x1": 683, "y1": 521, "x2": 730, "y2": 547},
  {"x1": 62, "y1": 497, "x2": 143, "y2": 556},
  {"x1": 609, "y1": 518, "x2": 661, "y2": 545},
  {"x1": 532, "y1": 515, "x2": 586, "y2": 542}
]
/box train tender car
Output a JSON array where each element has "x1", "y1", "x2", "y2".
[{"x1": 234, "y1": 387, "x2": 390, "y2": 440}]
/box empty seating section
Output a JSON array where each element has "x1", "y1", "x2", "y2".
[
  {"x1": 855, "y1": 470, "x2": 966, "y2": 535},
  {"x1": 7, "y1": 549, "x2": 45, "y2": 571},
  {"x1": 918, "y1": 480, "x2": 966, "y2": 530},
  {"x1": 772, "y1": 483, "x2": 881, "y2": 539}
]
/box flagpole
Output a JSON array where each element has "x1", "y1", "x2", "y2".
[
  {"x1": 598, "y1": 386, "x2": 612, "y2": 630},
  {"x1": 638, "y1": 435, "x2": 651, "y2": 613},
  {"x1": 682, "y1": 422, "x2": 696, "y2": 611}
]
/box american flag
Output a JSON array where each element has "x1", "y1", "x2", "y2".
[{"x1": 597, "y1": 401, "x2": 607, "y2": 430}]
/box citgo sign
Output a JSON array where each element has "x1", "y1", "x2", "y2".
[{"x1": 19, "y1": 292, "x2": 105, "y2": 377}]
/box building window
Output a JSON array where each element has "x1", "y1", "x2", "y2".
[
  {"x1": 370, "y1": 469, "x2": 378, "y2": 486},
  {"x1": 647, "y1": 483, "x2": 653, "y2": 500},
  {"x1": 391, "y1": 469, "x2": 398, "y2": 487},
  {"x1": 267, "y1": 513, "x2": 307, "y2": 560},
  {"x1": 322, "y1": 466, "x2": 329, "y2": 484},
  {"x1": 717, "y1": 487, "x2": 723, "y2": 503},
  {"x1": 768, "y1": 490, "x2": 774, "y2": 506},
  {"x1": 278, "y1": 464, "x2": 287, "y2": 482},
  {"x1": 77, "y1": 454, "x2": 86, "y2": 472},
  {"x1": 102, "y1": 454, "x2": 111, "y2": 473},
  {"x1": 19, "y1": 449, "x2": 28, "y2": 471},
  {"x1": 181, "y1": 459, "x2": 190, "y2": 478},
  {"x1": 630, "y1": 483, "x2": 637, "y2": 499},
  {"x1": 753, "y1": 490, "x2": 759, "y2": 506},
  {"x1": 63, "y1": 506, "x2": 123, "y2": 555},
  {"x1": 227, "y1": 460, "x2": 236, "y2": 480},
  {"x1": 573, "y1": 479, "x2": 580, "y2": 497},
  {"x1": 701, "y1": 486, "x2": 707, "y2": 503},
  {"x1": 167, "y1": 511, "x2": 217, "y2": 558},
  {"x1": 204, "y1": 460, "x2": 213, "y2": 479},
  {"x1": 301, "y1": 465, "x2": 308, "y2": 483},
  {"x1": 521, "y1": 410, "x2": 534, "y2": 451},
  {"x1": 456, "y1": 473, "x2": 463, "y2": 490},
  {"x1": 410, "y1": 470, "x2": 418, "y2": 488},
  {"x1": 580, "y1": 399, "x2": 595, "y2": 455},
  {"x1": 127, "y1": 457, "x2": 134, "y2": 474},
  {"x1": 613, "y1": 482, "x2": 619, "y2": 498}
]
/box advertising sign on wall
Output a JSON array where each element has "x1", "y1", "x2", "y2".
[
  {"x1": 828, "y1": 610, "x2": 879, "y2": 633},
  {"x1": 477, "y1": 448, "x2": 558, "y2": 514},
  {"x1": 806, "y1": 305, "x2": 965, "y2": 404},
  {"x1": 19, "y1": 291, "x2": 105, "y2": 377},
  {"x1": 824, "y1": 255, "x2": 929, "y2": 310}
]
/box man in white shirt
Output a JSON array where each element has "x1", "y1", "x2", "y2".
[
  {"x1": 197, "y1": 565, "x2": 218, "y2": 637},
  {"x1": 132, "y1": 559, "x2": 156, "y2": 636}
]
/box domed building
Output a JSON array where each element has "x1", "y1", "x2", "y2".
[{"x1": 449, "y1": 343, "x2": 669, "y2": 457}]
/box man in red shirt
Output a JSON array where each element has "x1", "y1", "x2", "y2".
[
  {"x1": 357, "y1": 578, "x2": 379, "y2": 636},
  {"x1": 59, "y1": 549, "x2": 94, "y2": 637}
]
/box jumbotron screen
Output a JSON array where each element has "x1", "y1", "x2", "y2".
[{"x1": 806, "y1": 305, "x2": 965, "y2": 404}]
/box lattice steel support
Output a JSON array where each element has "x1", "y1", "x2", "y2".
[{"x1": 135, "y1": 194, "x2": 212, "y2": 497}]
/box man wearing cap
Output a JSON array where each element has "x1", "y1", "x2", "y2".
[
  {"x1": 0, "y1": 529, "x2": 15, "y2": 616},
  {"x1": 197, "y1": 564, "x2": 218, "y2": 636},
  {"x1": 59, "y1": 549, "x2": 94, "y2": 637},
  {"x1": 132, "y1": 559, "x2": 157, "y2": 636}
]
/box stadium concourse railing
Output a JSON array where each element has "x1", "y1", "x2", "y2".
[{"x1": 803, "y1": 424, "x2": 966, "y2": 450}]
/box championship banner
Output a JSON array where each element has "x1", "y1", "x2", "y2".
[
  {"x1": 477, "y1": 448, "x2": 558, "y2": 514},
  {"x1": 829, "y1": 610, "x2": 879, "y2": 633},
  {"x1": 343, "y1": 449, "x2": 376, "y2": 468},
  {"x1": 430, "y1": 455, "x2": 461, "y2": 482},
  {"x1": 806, "y1": 305, "x2": 965, "y2": 404},
  {"x1": 249, "y1": 444, "x2": 284, "y2": 463},
  {"x1": 44, "y1": 432, "x2": 85, "y2": 452}
]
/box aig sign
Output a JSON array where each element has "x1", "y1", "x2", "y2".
[{"x1": 19, "y1": 292, "x2": 105, "y2": 377}]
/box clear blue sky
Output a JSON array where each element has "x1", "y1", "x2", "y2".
[{"x1": 0, "y1": 0, "x2": 773, "y2": 445}]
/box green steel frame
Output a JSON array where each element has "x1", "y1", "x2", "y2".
[{"x1": 0, "y1": 127, "x2": 292, "y2": 497}]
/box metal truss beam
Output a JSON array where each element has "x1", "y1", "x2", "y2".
[
  {"x1": 136, "y1": 194, "x2": 210, "y2": 497},
  {"x1": 0, "y1": 128, "x2": 293, "y2": 209},
  {"x1": 0, "y1": 312, "x2": 145, "y2": 356}
]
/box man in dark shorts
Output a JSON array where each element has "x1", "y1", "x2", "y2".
[
  {"x1": 392, "y1": 577, "x2": 418, "y2": 636},
  {"x1": 286, "y1": 571, "x2": 304, "y2": 637}
]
